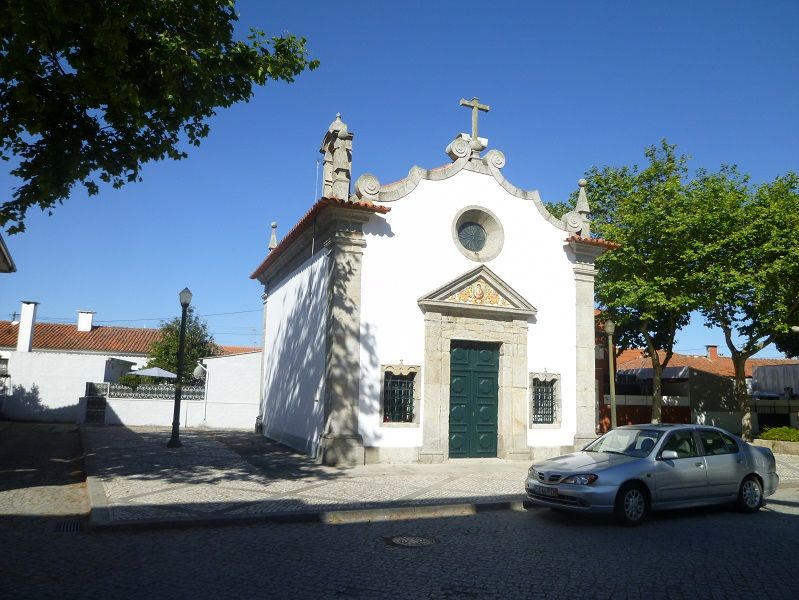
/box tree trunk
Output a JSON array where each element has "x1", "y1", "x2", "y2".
[
  {"x1": 732, "y1": 355, "x2": 752, "y2": 440},
  {"x1": 651, "y1": 361, "x2": 663, "y2": 424}
]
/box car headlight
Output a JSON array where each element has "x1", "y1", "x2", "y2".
[
  {"x1": 561, "y1": 474, "x2": 598, "y2": 485},
  {"x1": 527, "y1": 467, "x2": 537, "y2": 478}
]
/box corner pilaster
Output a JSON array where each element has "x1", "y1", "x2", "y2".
[
  {"x1": 317, "y1": 213, "x2": 367, "y2": 466},
  {"x1": 570, "y1": 241, "x2": 604, "y2": 450}
]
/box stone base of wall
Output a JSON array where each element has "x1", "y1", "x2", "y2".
[
  {"x1": 364, "y1": 446, "x2": 421, "y2": 464},
  {"x1": 317, "y1": 433, "x2": 365, "y2": 466},
  {"x1": 752, "y1": 438, "x2": 799, "y2": 456},
  {"x1": 531, "y1": 446, "x2": 574, "y2": 462}
]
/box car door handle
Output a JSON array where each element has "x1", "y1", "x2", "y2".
[
  {"x1": 737, "y1": 459, "x2": 744, "y2": 464},
  {"x1": 695, "y1": 462, "x2": 705, "y2": 468}
]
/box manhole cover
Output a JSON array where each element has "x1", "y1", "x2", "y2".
[{"x1": 386, "y1": 535, "x2": 436, "y2": 547}]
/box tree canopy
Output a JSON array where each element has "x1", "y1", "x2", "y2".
[
  {"x1": 587, "y1": 141, "x2": 695, "y2": 422},
  {"x1": 685, "y1": 169, "x2": 799, "y2": 437},
  {"x1": 146, "y1": 306, "x2": 221, "y2": 382},
  {"x1": 0, "y1": 0, "x2": 318, "y2": 232}
]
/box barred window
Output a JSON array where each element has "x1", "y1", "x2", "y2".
[
  {"x1": 383, "y1": 372, "x2": 415, "y2": 423},
  {"x1": 529, "y1": 372, "x2": 561, "y2": 427},
  {"x1": 531, "y1": 379, "x2": 555, "y2": 424}
]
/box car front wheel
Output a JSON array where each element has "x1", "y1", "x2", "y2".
[
  {"x1": 737, "y1": 475, "x2": 763, "y2": 513},
  {"x1": 614, "y1": 482, "x2": 648, "y2": 526}
]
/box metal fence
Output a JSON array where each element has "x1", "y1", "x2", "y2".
[{"x1": 86, "y1": 382, "x2": 205, "y2": 401}]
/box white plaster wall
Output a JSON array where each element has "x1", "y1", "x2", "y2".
[
  {"x1": 201, "y1": 351, "x2": 261, "y2": 429},
  {"x1": 100, "y1": 396, "x2": 255, "y2": 429},
  {"x1": 261, "y1": 251, "x2": 328, "y2": 455},
  {"x1": 2, "y1": 352, "x2": 111, "y2": 421},
  {"x1": 360, "y1": 168, "x2": 578, "y2": 449}
]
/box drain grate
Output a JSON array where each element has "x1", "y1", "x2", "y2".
[
  {"x1": 385, "y1": 535, "x2": 436, "y2": 547},
  {"x1": 51, "y1": 519, "x2": 85, "y2": 534}
]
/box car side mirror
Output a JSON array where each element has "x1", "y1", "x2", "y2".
[{"x1": 660, "y1": 450, "x2": 678, "y2": 460}]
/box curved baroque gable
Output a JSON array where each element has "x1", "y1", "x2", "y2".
[{"x1": 353, "y1": 136, "x2": 590, "y2": 235}]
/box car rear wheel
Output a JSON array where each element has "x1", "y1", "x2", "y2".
[
  {"x1": 614, "y1": 482, "x2": 648, "y2": 526},
  {"x1": 736, "y1": 475, "x2": 763, "y2": 513}
]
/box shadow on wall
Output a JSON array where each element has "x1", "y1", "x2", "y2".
[
  {"x1": 262, "y1": 242, "x2": 380, "y2": 457},
  {"x1": 0, "y1": 384, "x2": 78, "y2": 422}
]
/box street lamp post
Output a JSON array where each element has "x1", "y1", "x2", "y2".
[
  {"x1": 605, "y1": 319, "x2": 618, "y2": 430},
  {"x1": 167, "y1": 287, "x2": 192, "y2": 449}
]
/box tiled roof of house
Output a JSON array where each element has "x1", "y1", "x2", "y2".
[
  {"x1": 216, "y1": 345, "x2": 260, "y2": 356},
  {"x1": 0, "y1": 321, "x2": 259, "y2": 356},
  {"x1": 616, "y1": 348, "x2": 799, "y2": 378},
  {"x1": 0, "y1": 321, "x2": 160, "y2": 354},
  {"x1": 250, "y1": 197, "x2": 391, "y2": 280}
]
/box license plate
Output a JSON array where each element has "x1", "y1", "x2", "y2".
[{"x1": 533, "y1": 484, "x2": 558, "y2": 498}]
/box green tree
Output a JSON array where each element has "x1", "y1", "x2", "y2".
[
  {"x1": 588, "y1": 141, "x2": 695, "y2": 423},
  {"x1": 146, "y1": 307, "x2": 221, "y2": 382},
  {"x1": 774, "y1": 330, "x2": 799, "y2": 358},
  {"x1": 1, "y1": 0, "x2": 318, "y2": 232},
  {"x1": 686, "y1": 170, "x2": 799, "y2": 438}
]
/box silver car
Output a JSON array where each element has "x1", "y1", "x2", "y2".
[{"x1": 525, "y1": 424, "x2": 779, "y2": 526}]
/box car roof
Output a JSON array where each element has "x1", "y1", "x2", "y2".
[{"x1": 615, "y1": 423, "x2": 735, "y2": 434}]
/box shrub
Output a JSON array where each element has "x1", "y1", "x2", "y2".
[{"x1": 758, "y1": 426, "x2": 799, "y2": 442}]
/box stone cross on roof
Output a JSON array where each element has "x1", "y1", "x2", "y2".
[{"x1": 459, "y1": 97, "x2": 490, "y2": 150}]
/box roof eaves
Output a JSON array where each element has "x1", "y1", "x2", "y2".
[{"x1": 250, "y1": 197, "x2": 390, "y2": 280}]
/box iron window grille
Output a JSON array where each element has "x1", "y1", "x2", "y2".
[
  {"x1": 531, "y1": 378, "x2": 556, "y2": 424},
  {"x1": 383, "y1": 372, "x2": 415, "y2": 423}
]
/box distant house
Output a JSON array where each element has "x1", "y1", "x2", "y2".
[
  {"x1": 603, "y1": 345, "x2": 799, "y2": 434},
  {"x1": 0, "y1": 301, "x2": 257, "y2": 424},
  {"x1": 750, "y1": 364, "x2": 799, "y2": 429}
]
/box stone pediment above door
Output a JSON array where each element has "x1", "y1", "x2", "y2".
[{"x1": 418, "y1": 266, "x2": 537, "y2": 319}]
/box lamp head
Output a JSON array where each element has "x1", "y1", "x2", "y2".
[
  {"x1": 179, "y1": 287, "x2": 192, "y2": 308},
  {"x1": 604, "y1": 319, "x2": 616, "y2": 335}
]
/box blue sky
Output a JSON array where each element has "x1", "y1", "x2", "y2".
[{"x1": 2, "y1": 1, "x2": 797, "y2": 356}]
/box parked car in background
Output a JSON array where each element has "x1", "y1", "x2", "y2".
[{"x1": 525, "y1": 424, "x2": 779, "y2": 526}]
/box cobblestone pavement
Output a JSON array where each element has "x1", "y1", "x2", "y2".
[
  {"x1": 0, "y1": 422, "x2": 88, "y2": 520},
  {"x1": 3, "y1": 487, "x2": 798, "y2": 599},
  {"x1": 82, "y1": 426, "x2": 530, "y2": 528},
  {"x1": 3, "y1": 422, "x2": 799, "y2": 598}
]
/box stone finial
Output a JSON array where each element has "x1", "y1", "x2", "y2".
[
  {"x1": 576, "y1": 179, "x2": 590, "y2": 215},
  {"x1": 319, "y1": 113, "x2": 354, "y2": 199},
  {"x1": 562, "y1": 179, "x2": 592, "y2": 237},
  {"x1": 268, "y1": 222, "x2": 278, "y2": 251}
]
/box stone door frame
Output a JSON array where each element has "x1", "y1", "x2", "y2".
[{"x1": 419, "y1": 311, "x2": 531, "y2": 462}]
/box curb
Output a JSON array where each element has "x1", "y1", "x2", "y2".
[
  {"x1": 80, "y1": 426, "x2": 113, "y2": 529},
  {"x1": 88, "y1": 499, "x2": 531, "y2": 533}
]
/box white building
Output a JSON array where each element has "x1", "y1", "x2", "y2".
[
  {"x1": 0, "y1": 302, "x2": 156, "y2": 422},
  {"x1": 251, "y1": 105, "x2": 617, "y2": 466},
  {"x1": 1, "y1": 301, "x2": 260, "y2": 425}
]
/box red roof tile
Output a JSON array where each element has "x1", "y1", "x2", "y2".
[
  {"x1": 0, "y1": 321, "x2": 160, "y2": 355},
  {"x1": 616, "y1": 348, "x2": 799, "y2": 378},
  {"x1": 0, "y1": 321, "x2": 258, "y2": 357},
  {"x1": 250, "y1": 197, "x2": 391, "y2": 281},
  {"x1": 217, "y1": 345, "x2": 260, "y2": 356},
  {"x1": 565, "y1": 235, "x2": 621, "y2": 250}
]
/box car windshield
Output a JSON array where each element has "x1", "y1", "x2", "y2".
[{"x1": 584, "y1": 429, "x2": 665, "y2": 457}]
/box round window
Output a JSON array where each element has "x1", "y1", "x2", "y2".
[
  {"x1": 452, "y1": 207, "x2": 504, "y2": 262},
  {"x1": 457, "y1": 222, "x2": 487, "y2": 252}
]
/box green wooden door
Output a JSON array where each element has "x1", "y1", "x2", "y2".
[{"x1": 449, "y1": 341, "x2": 499, "y2": 458}]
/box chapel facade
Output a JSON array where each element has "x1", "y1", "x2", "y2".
[{"x1": 251, "y1": 101, "x2": 616, "y2": 466}]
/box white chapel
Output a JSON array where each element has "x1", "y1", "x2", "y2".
[{"x1": 251, "y1": 99, "x2": 617, "y2": 466}]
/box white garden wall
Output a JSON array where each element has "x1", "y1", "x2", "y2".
[{"x1": 1, "y1": 351, "x2": 138, "y2": 422}]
